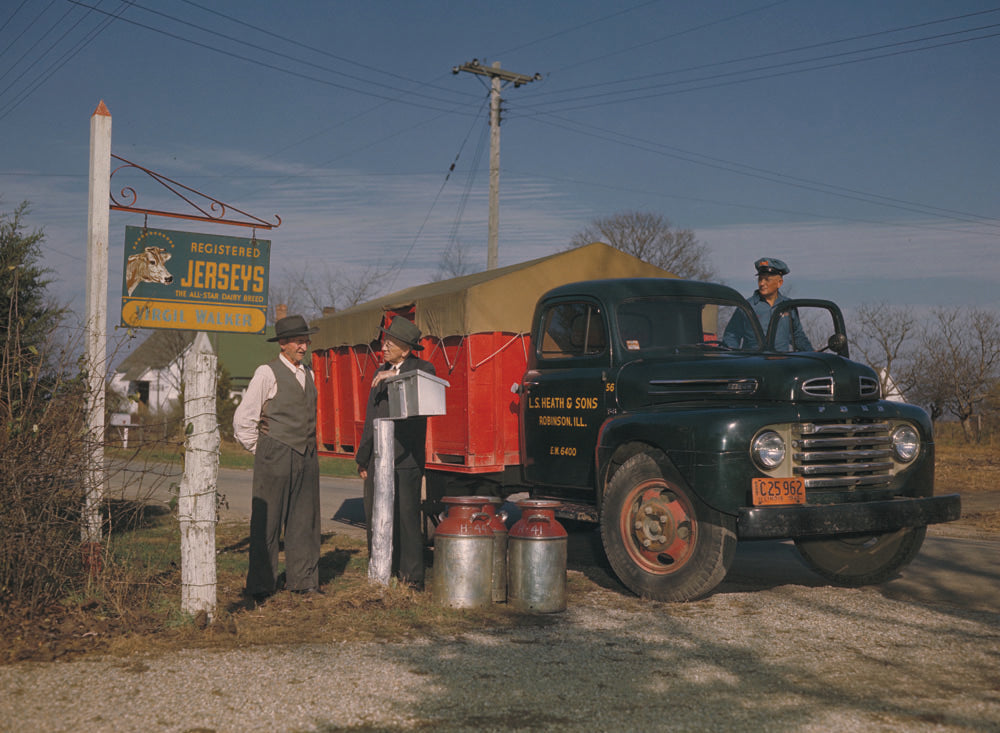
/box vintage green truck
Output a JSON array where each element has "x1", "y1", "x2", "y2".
[{"x1": 517, "y1": 278, "x2": 960, "y2": 601}]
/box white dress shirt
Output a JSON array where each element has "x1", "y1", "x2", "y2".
[{"x1": 233, "y1": 353, "x2": 312, "y2": 453}]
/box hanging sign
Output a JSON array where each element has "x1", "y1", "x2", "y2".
[{"x1": 120, "y1": 226, "x2": 270, "y2": 334}]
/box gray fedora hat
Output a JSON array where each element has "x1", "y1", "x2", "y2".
[
  {"x1": 268, "y1": 314, "x2": 319, "y2": 342},
  {"x1": 380, "y1": 317, "x2": 424, "y2": 350}
]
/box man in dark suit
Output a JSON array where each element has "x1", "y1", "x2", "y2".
[{"x1": 356, "y1": 317, "x2": 436, "y2": 590}]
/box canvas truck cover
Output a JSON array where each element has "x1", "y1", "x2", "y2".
[{"x1": 311, "y1": 242, "x2": 676, "y2": 347}]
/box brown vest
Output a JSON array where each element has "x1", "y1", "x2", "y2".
[{"x1": 259, "y1": 358, "x2": 317, "y2": 454}]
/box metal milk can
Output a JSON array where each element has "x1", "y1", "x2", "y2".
[
  {"x1": 476, "y1": 497, "x2": 509, "y2": 603},
  {"x1": 507, "y1": 499, "x2": 567, "y2": 613},
  {"x1": 432, "y1": 496, "x2": 494, "y2": 608}
]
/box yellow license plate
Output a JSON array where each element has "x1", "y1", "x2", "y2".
[{"x1": 752, "y1": 477, "x2": 806, "y2": 506}]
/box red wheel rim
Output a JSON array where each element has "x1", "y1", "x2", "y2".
[{"x1": 618, "y1": 478, "x2": 697, "y2": 575}]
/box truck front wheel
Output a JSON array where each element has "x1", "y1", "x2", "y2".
[
  {"x1": 794, "y1": 526, "x2": 926, "y2": 586},
  {"x1": 600, "y1": 452, "x2": 736, "y2": 602}
]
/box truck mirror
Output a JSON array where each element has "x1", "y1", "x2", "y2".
[{"x1": 825, "y1": 332, "x2": 848, "y2": 356}]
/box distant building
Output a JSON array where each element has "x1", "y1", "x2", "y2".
[
  {"x1": 879, "y1": 368, "x2": 906, "y2": 402},
  {"x1": 110, "y1": 328, "x2": 276, "y2": 416}
]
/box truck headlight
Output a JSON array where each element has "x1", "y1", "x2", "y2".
[
  {"x1": 752, "y1": 430, "x2": 786, "y2": 469},
  {"x1": 891, "y1": 425, "x2": 920, "y2": 462}
]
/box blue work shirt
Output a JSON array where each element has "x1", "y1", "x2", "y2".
[{"x1": 722, "y1": 290, "x2": 813, "y2": 352}]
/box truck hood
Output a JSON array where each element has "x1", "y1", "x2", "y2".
[{"x1": 615, "y1": 351, "x2": 881, "y2": 410}]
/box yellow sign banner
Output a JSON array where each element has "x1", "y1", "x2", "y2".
[{"x1": 121, "y1": 298, "x2": 268, "y2": 333}]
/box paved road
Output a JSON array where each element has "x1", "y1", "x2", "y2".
[{"x1": 106, "y1": 462, "x2": 367, "y2": 538}]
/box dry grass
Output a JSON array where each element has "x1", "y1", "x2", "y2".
[
  {"x1": 1, "y1": 441, "x2": 996, "y2": 664},
  {"x1": 935, "y1": 442, "x2": 1000, "y2": 532}
]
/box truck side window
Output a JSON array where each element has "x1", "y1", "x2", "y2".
[{"x1": 540, "y1": 302, "x2": 606, "y2": 359}]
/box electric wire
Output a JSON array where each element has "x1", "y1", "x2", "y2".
[
  {"x1": 0, "y1": 1, "x2": 126, "y2": 121},
  {"x1": 383, "y1": 94, "x2": 490, "y2": 292},
  {"x1": 175, "y1": 0, "x2": 473, "y2": 100},
  {"x1": 520, "y1": 113, "x2": 1000, "y2": 233},
  {"x1": 0, "y1": 0, "x2": 32, "y2": 38},
  {"x1": 518, "y1": 22, "x2": 1000, "y2": 114},
  {"x1": 537, "y1": 6, "x2": 1000, "y2": 98},
  {"x1": 64, "y1": 0, "x2": 479, "y2": 115}
]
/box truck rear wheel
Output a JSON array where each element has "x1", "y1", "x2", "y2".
[
  {"x1": 600, "y1": 452, "x2": 736, "y2": 602},
  {"x1": 794, "y1": 526, "x2": 926, "y2": 586}
]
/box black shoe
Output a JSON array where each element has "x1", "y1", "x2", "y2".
[
  {"x1": 405, "y1": 581, "x2": 425, "y2": 592},
  {"x1": 291, "y1": 587, "x2": 324, "y2": 596},
  {"x1": 244, "y1": 589, "x2": 272, "y2": 604}
]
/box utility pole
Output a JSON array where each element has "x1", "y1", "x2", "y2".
[{"x1": 453, "y1": 59, "x2": 540, "y2": 269}]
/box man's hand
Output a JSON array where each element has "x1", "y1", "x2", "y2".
[{"x1": 371, "y1": 370, "x2": 394, "y2": 387}]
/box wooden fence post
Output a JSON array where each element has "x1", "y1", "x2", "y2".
[{"x1": 179, "y1": 331, "x2": 219, "y2": 619}]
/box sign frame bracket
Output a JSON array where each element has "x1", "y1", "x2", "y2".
[{"x1": 109, "y1": 153, "x2": 281, "y2": 230}]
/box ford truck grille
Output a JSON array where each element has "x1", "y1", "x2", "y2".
[{"x1": 791, "y1": 420, "x2": 893, "y2": 489}]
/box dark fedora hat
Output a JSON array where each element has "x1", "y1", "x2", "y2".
[
  {"x1": 380, "y1": 317, "x2": 424, "y2": 350},
  {"x1": 268, "y1": 314, "x2": 319, "y2": 342}
]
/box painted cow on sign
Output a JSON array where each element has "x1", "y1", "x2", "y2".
[{"x1": 126, "y1": 247, "x2": 173, "y2": 296}]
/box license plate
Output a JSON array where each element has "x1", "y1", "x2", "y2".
[{"x1": 752, "y1": 477, "x2": 806, "y2": 506}]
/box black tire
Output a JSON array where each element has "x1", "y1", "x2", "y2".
[
  {"x1": 600, "y1": 451, "x2": 737, "y2": 602},
  {"x1": 794, "y1": 526, "x2": 927, "y2": 587}
]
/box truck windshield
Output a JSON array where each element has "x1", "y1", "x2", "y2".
[{"x1": 617, "y1": 296, "x2": 762, "y2": 355}]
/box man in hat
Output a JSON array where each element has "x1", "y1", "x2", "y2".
[
  {"x1": 233, "y1": 314, "x2": 322, "y2": 601},
  {"x1": 356, "y1": 316, "x2": 436, "y2": 591},
  {"x1": 722, "y1": 257, "x2": 813, "y2": 352}
]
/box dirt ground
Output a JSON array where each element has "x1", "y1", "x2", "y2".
[{"x1": 2, "y1": 445, "x2": 997, "y2": 666}]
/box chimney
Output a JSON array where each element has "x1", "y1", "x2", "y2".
[
  {"x1": 275, "y1": 303, "x2": 288, "y2": 322},
  {"x1": 323, "y1": 306, "x2": 337, "y2": 317}
]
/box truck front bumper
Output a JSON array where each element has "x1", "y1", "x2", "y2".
[{"x1": 737, "y1": 493, "x2": 961, "y2": 539}]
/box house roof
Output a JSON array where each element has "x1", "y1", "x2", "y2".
[
  {"x1": 114, "y1": 327, "x2": 276, "y2": 385},
  {"x1": 312, "y1": 243, "x2": 676, "y2": 349}
]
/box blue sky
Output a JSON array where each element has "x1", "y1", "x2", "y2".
[{"x1": 2, "y1": 0, "x2": 999, "y2": 335}]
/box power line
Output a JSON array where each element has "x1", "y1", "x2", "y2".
[
  {"x1": 65, "y1": 0, "x2": 478, "y2": 114},
  {"x1": 176, "y1": 0, "x2": 472, "y2": 100},
  {"x1": 522, "y1": 114, "x2": 1000, "y2": 231},
  {"x1": 519, "y1": 20, "x2": 1000, "y2": 114},
  {"x1": 507, "y1": 166, "x2": 999, "y2": 241},
  {"x1": 0, "y1": 1, "x2": 126, "y2": 121},
  {"x1": 541, "y1": 5, "x2": 1000, "y2": 93}
]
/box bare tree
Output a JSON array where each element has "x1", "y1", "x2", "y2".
[
  {"x1": 850, "y1": 303, "x2": 919, "y2": 398},
  {"x1": 912, "y1": 307, "x2": 1000, "y2": 442},
  {"x1": 570, "y1": 211, "x2": 715, "y2": 280},
  {"x1": 269, "y1": 263, "x2": 391, "y2": 322},
  {"x1": 434, "y1": 240, "x2": 474, "y2": 281}
]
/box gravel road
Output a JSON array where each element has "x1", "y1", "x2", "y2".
[{"x1": 3, "y1": 529, "x2": 999, "y2": 732}]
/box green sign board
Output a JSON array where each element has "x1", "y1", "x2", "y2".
[{"x1": 120, "y1": 226, "x2": 270, "y2": 334}]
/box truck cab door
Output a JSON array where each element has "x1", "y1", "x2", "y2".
[
  {"x1": 767, "y1": 299, "x2": 850, "y2": 356},
  {"x1": 520, "y1": 298, "x2": 611, "y2": 491}
]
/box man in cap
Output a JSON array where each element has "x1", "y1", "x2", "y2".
[
  {"x1": 722, "y1": 257, "x2": 813, "y2": 351},
  {"x1": 356, "y1": 316, "x2": 436, "y2": 591},
  {"x1": 234, "y1": 314, "x2": 322, "y2": 601}
]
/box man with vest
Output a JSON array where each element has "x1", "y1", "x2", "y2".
[
  {"x1": 356, "y1": 317, "x2": 436, "y2": 591},
  {"x1": 234, "y1": 314, "x2": 322, "y2": 602},
  {"x1": 722, "y1": 257, "x2": 813, "y2": 352}
]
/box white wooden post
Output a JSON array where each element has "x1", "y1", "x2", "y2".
[
  {"x1": 179, "y1": 332, "x2": 219, "y2": 619},
  {"x1": 368, "y1": 418, "x2": 395, "y2": 585},
  {"x1": 83, "y1": 100, "x2": 111, "y2": 547}
]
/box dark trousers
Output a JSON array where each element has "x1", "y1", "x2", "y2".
[
  {"x1": 247, "y1": 434, "x2": 321, "y2": 595},
  {"x1": 363, "y1": 464, "x2": 425, "y2": 585}
]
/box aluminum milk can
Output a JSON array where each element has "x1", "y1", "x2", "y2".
[
  {"x1": 476, "y1": 497, "x2": 509, "y2": 603},
  {"x1": 507, "y1": 499, "x2": 567, "y2": 613},
  {"x1": 433, "y1": 496, "x2": 494, "y2": 608}
]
